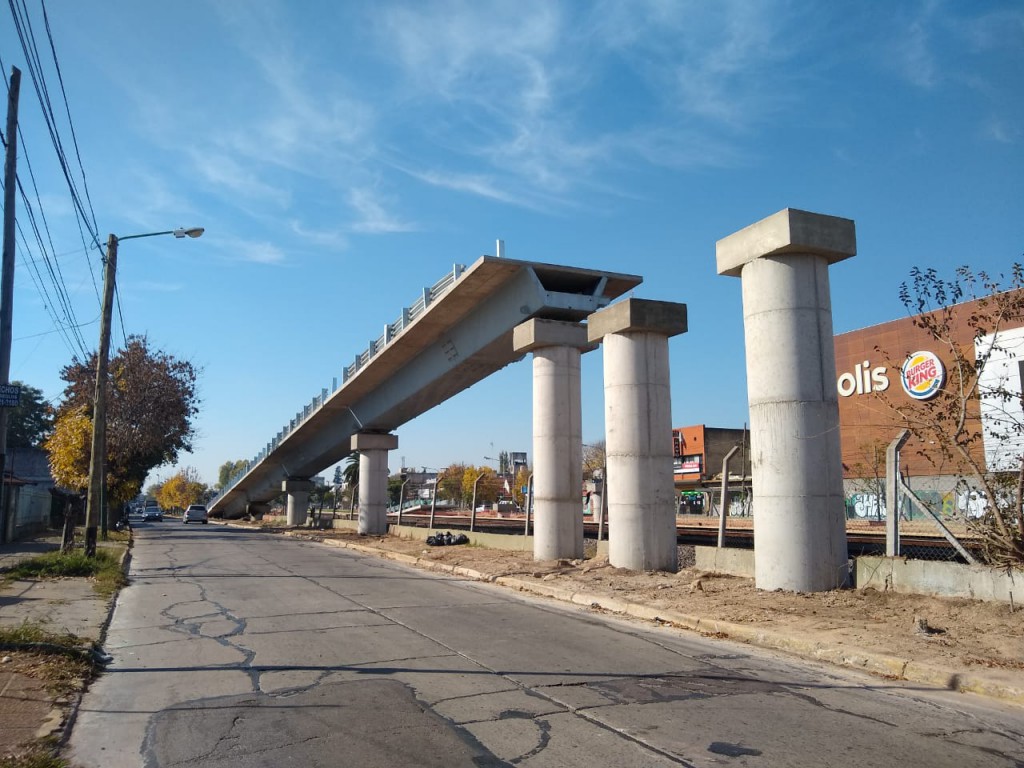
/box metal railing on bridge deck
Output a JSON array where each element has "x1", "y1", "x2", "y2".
[{"x1": 211, "y1": 263, "x2": 467, "y2": 507}]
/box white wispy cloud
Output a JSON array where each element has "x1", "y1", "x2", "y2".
[
  {"x1": 898, "y1": 13, "x2": 940, "y2": 89},
  {"x1": 214, "y1": 2, "x2": 377, "y2": 173},
  {"x1": 376, "y1": 0, "x2": 800, "y2": 207},
  {"x1": 981, "y1": 118, "x2": 1019, "y2": 145},
  {"x1": 399, "y1": 166, "x2": 546, "y2": 210},
  {"x1": 218, "y1": 237, "x2": 287, "y2": 265},
  {"x1": 185, "y1": 149, "x2": 292, "y2": 208},
  {"x1": 288, "y1": 221, "x2": 350, "y2": 251},
  {"x1": 348, "y1": 188, "x2": 417, "y2": 234},
  {"x1": 377, "y1": 0, "x2": 563, "y2": 117}
]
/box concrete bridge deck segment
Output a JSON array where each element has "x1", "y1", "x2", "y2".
[{"x1": 211, "y1": 256, "x2": 641, "y2": 518}]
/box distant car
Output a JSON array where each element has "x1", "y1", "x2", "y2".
[
  {"x1": 142, "y1": 507, "x2": 163, "y2": 522},
  {"x1": 183, "y1": 505, "x2": 209, "y2": 524}
]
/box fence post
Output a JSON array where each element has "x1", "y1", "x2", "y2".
[
  {"x1": 885, "y1": 430, "x2": 910, "y2": 557},
  {"x1": 717, "y1": 445, "x2": 740, "y2": 548}
]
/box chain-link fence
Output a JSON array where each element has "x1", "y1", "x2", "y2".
[
  {"x1": 844, "y1": 478, "x2": 982, "y2": 563},
  {"x1": 682, "y1": 481, "x2": 980, "y2": 563}
]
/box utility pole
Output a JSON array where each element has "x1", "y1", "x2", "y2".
[
  {"x1": 84, "y1": 234, "x2": 117, "y2": 557},
  {"x1": 0, "y1": 66, "x2": 21, "y2": 545},
  {"x1": 80, "y1": 227, "x2": 201, "y2": 554}
]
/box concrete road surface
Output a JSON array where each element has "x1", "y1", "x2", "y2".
[{"x1": 68, "y1": 524, "x2": 1024, "y2": 767}]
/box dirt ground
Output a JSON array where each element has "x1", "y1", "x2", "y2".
[{"x1": 287, "y1": 528, "x2": 1024, "y2": 678}]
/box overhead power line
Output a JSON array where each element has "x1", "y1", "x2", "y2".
[{"x1": 1, "y1": 0, "x2": 105, "y2": 362}]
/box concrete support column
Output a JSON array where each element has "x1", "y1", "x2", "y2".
[
  {"x1": 588, "y1": 299, "x2": 687, "y2": 572},
  {"x1": 716, "y1": 207, "x2": 855, "y2": 592},
  {"x1": 281, "y1": 479, "x2": 313, "y2": 527},
  {"x1": 351, "y1": 433, "x2": 398, "y2": 535},
  {"x1": 513, "y1": 319, "x2": 596, "y2": 561},
  {"x1": 245, "y1": 502, "x2": 269, "y2": 521}
]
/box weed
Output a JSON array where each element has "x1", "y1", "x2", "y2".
[
  {"x1": 0, "y1": 623, "x2": 94, "y2": 693},
  {"x1": 0, "y1": 744, "x2": 69, "y2": 768},
  {"x1": 2, "y1": 548, "x2": 126, "y2": 597}
]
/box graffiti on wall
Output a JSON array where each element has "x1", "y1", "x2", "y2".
[{"x1": 845, "y1": 488, "x2": 987, "y2": 520}]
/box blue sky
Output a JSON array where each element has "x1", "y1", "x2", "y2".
[{"x1": 2, "y1": 0, "x2": 1021, "y2": 488}]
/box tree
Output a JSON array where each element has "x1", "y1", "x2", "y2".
[
  {"x1": 437, "y1": 463, "x2": 466, "y2": 503},
  {"x1": 388, "y1": 474, "x2": 405, "y2": 506},
  {"x1": 155, "y1": 467, "x2": 208, "y2": 511},
  {"x1": 331, "y1": 465, "x2": 344, "y2": 511},
  {"x1": 45, "y1": 335, "x2": 200, "y2": 512},
  {"x1": 883, "y1": 265, "x2": 1024, "y2": 567},
  {"x1": 460, "y1": 465, "x2": 501, "y2": 509},
  {"x1": 844, "y1": 440, "x2": 887, "y2": 520},
  {"x1": 46, "y1": 406, "x2": 91, "y2": 492},
  {"x1": 342, "y1": 454, "x2": 359, "y2": 488},
  {"x1": 511, "y1": 465, "x2": 532, "y2": 508},
  {"x1": 582, "y1": 440, "x2": 606, "y2": 479},
  {"x1": 6, "y1": 381, "x2": 53, "y2": 448},
  {"x1": 217, "y1": 459, "x2": 248, "y2": 490}
]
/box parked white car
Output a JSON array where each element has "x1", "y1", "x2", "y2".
[{"x1": 183, "y1": 505, "x2": 209, "y2": 524}]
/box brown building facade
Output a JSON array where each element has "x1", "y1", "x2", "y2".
[
  {"x1": 671, "y1": 425, "x2": 752, "y2": 513},
  {"x1": 833, "y1": 291, "x2": 1024, "y2": 486}
]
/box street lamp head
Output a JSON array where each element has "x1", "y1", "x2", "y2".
[{"x1": 173, "y1": 227, "x2": 205, "y2": 239}]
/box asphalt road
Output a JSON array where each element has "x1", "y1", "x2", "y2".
[{"x1": 68, "y1": 522, "x2": 1024, "y2": 767}]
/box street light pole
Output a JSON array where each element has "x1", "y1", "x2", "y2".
[
  {"x1": 83, "y1": 235, "x2": 117, "y2": 557},
  {"x1": 83, "y1": 227, "x2": 203, "y2": 556}
]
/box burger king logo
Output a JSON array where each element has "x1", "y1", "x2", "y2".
[{"x1": 900, "y1": 351, "x2": 945, "y2": 400}]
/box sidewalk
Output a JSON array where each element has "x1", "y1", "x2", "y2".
[
  {"x1": 0, "y1": 534, "x2": 118, "y2": 762},
  {"x1": 0, "y1": 532, "x2": 62, "y2": 571}
]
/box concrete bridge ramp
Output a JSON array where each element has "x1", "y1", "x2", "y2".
[{"x1": 212, "y1": 255, "x2": 641, "y2": 518}]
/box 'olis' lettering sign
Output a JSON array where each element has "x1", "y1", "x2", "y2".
[
  {"x1": 837, "y1": 351, "x2": 945, "y2": 401},
  {"x1": 837, "y1": 361, "x2": 889, "y2": 397}
]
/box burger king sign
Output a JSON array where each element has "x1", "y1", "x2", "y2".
[{"x1": 900, "y1": 351, "x2": 945, "y2": 401}]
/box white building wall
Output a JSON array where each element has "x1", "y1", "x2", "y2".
[{"x1": 977, "y1": 326, "x2": 1024, "y2": 472}]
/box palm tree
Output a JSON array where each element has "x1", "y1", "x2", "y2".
[
  {"x1": 342, "y1": 454, "x2": 359, "y2": 487},
  {"x1": 343, "y1": 454, "x2": 359, "y2": 517}
]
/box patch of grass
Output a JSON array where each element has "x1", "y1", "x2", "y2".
[
  {"x1": 0, "y1": 622, "x2": 80, "y2": 648},
  {"x1": 2, "y1": 548, "x2": 127, "y2": 597},
  {"x1": 0, "y1": 622, "x2": 94, "y2": 694},
  {"x1": 0, "y1": 744, "x2": 69, "y2": 768},
  {"x1": 103, "y1": 529, "x2": 131, "y2": 544}
]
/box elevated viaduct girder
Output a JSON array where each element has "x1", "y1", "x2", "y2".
[{"x1": 212, "y1": 256, "x2": 641, "y2": 518}]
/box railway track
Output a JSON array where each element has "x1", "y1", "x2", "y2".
[{"x1": 381, "y1": 511, "x2": 978, "y2": 561}]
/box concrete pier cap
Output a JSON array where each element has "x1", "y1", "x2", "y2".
[
  {"x1": 715, "y1": 207, "x2": 856, "y2": 277},
  {"x1": 513, "y1": 318, "x2": 597, "y2": 354},
  {"x1": 587, "y1": 298, "x2": 688, "y2": 342},
  {"x1": 350, "y1": 433, "x2": 399, "y2": 452}
]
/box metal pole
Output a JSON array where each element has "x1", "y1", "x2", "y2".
[
  {"x1": 885, "y1": 430, "x2": 910, "y2": 557},
  {"x1": 396, "y1": 478, "x2": 408, "y2": 527},
  {"x1": 596, "y1": 468, "x2": 606, "y2": 542},
  {"x1": 84, "y1": 235, "x2": 117, "y2": 557},
  {"x1": 0, "y1": 66, "x2": 20, "y2": 545},
  {"x1": 524, "y1": 473, "x2": 533, "y2": 536},
  {"x1": 470, "y1": 472, "x2": 484, "y2": 532},
  {"x1": 717, "y1": 445, "x2": 740, "y2": 548},
  {"x1": 429, "y1": 474, "x2": 438, "y2": 529}
]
